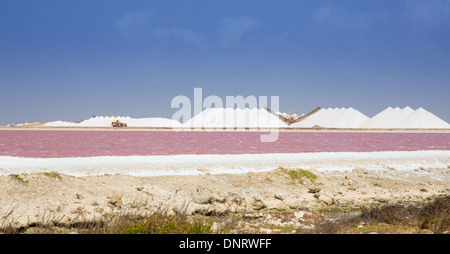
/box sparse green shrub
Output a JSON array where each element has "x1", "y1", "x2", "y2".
[
  {"x1": 359, "y1": 204, "x2": 419, "y2": 224},
  {"x1": 418, "y1": 195, "x2": 450, "y2": 234},
  {"x1": 315, "y1": 195, "x2": 450, "y2": 234},
  {"x1": 279, "y1": 167, "x2": 317, "y2": 184},
  {"x1": 120, "y1": 213, "x2": 215, "y2": 234},
  {"x1": 9, "y1": 174, "x2": 28, "y2": 185},
  {"x1": 44, "y1": 172, "x2": 62, "y2": 180}
]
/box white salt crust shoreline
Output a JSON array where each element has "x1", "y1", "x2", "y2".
[{"x1": 1, "y1": 150, "x2": 449, "y2": 177}]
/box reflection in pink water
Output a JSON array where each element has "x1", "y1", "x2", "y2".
[{"x1": 0, "y1": 130, "x2": 449, "y2": 158}]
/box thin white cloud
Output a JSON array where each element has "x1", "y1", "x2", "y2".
[
  {"x1": 403, "y1": 0, "x2": 450, "y2": 26},
  {"x1": 219, "y1": 16, "x2": 261, "y2": 47},
  {"x1": 153, "y1": 27, "x2": 208, "y2": 48},
  {"x1": 114, "y1": 10, "x2": 154, "y2": 39},
  {"x1": 114, "y1": 10, "x2": 207, "y2": 47},
  {"x1": 311, "y1": 4, "x2": 385, "y2": 31}
]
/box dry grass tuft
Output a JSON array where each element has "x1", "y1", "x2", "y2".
[{"x1": 311, "y1": 195, "x2": 449, "y2": 234}]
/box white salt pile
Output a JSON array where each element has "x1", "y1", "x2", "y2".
[
  {"x1": 398, "y1": 107, "x2": 450, "y2": 129},
  {"x1": 359, "y1": 107, "x2": 413, "y2": 129},
  {"x1": 45, "y1": 121, "x2": 79, "y2": 127},
  {"x1": 359, "y1": 107, "x2": 450, "y2": 129},
  {"x1": 19, "y1": 106, "x2": 450, "y2": 129},
  {"x1": 289, "y1": 107, "x2": 369, "y2": 128},
  {"x1": 45, "y1": 116, "x2": 182, "y2": 128},
  {"x1": 78, "y1": 116, "x2": 182, "y2": 128},
  {"x1": 182, "y1": 107, "x2": 288, "y2": 128}
]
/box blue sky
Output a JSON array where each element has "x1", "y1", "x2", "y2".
[{"x1": 1, "y1": 0, "x2": 450, "y2": 125}]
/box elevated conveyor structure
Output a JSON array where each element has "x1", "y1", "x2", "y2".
[{"x1": 263, "y1": 106, "x2": 322, "y2": 125}]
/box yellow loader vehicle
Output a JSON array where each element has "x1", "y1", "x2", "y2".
[{"x1": 111, "y1": 120, "x2": 127, "y2": 127}]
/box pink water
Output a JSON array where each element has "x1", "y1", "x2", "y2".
[{"x1": 0, "y1": 130, "x2": 449, "y2": 158}]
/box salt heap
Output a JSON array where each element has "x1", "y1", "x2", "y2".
[
  {"x1": 183, "y1": 107, "x2": 288, "y2": 128},
  {"x1": 289, "y1": 107, "x2": 369, "y2": 128},
  {"x1": 398, "y1": 107, "x2": 450, "y2": 129},
  {"x1": 25, "y1": 106, "x2": 450, "y2": 129},
  {"x1": 45, "y1": 116, "x2": 182, "y2": 128},
  {"x1": 359, "y1": 107, "x2": 450, "y2": 129},
  {"x1": 125, "y1": 117, "x2": 183, "y2": 128},
  {"x1": 45, "y1": 120, "x2": 79, "y2": 127},
  {"x1": 78, "y1": 116, "x2": 182, "y2": 128},
  {"x1": 359, "y1": 107, "x2": 414, "y2": 129}
]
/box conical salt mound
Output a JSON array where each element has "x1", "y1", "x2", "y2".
[
  {"x1": 182, "y1": 107, "x2": 287, "y2": 128},
  {"x1": 397, "y1": 107, "x2": 450, "y2": 129},
  {"x1": 359, "y1": 106, "x2": 415, "y2": 129},
  {"x1": 390, "y1": 106, "x2": 415, "y2": 127},
  {"x1": 359, "y1": 106, "x2": 450, "y2": 129},
  {"x1": 290, "y1": 107, "x2": 369, "y2": 128}
]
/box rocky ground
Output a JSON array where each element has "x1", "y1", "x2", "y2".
[{"x1": 0, "y1": 165, "x2": 449, "y2": 233}]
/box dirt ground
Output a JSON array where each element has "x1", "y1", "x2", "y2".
[{"x1": 1, "y1": 165, "x2": 449, "y2": 229}]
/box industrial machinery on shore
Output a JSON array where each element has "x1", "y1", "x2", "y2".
[
  {"x1": 263, "y1": 106, "x2": 322, "y2": 125},
  {"x1": 111, "y1": 120, "x2": 127, "y2": 127}
]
